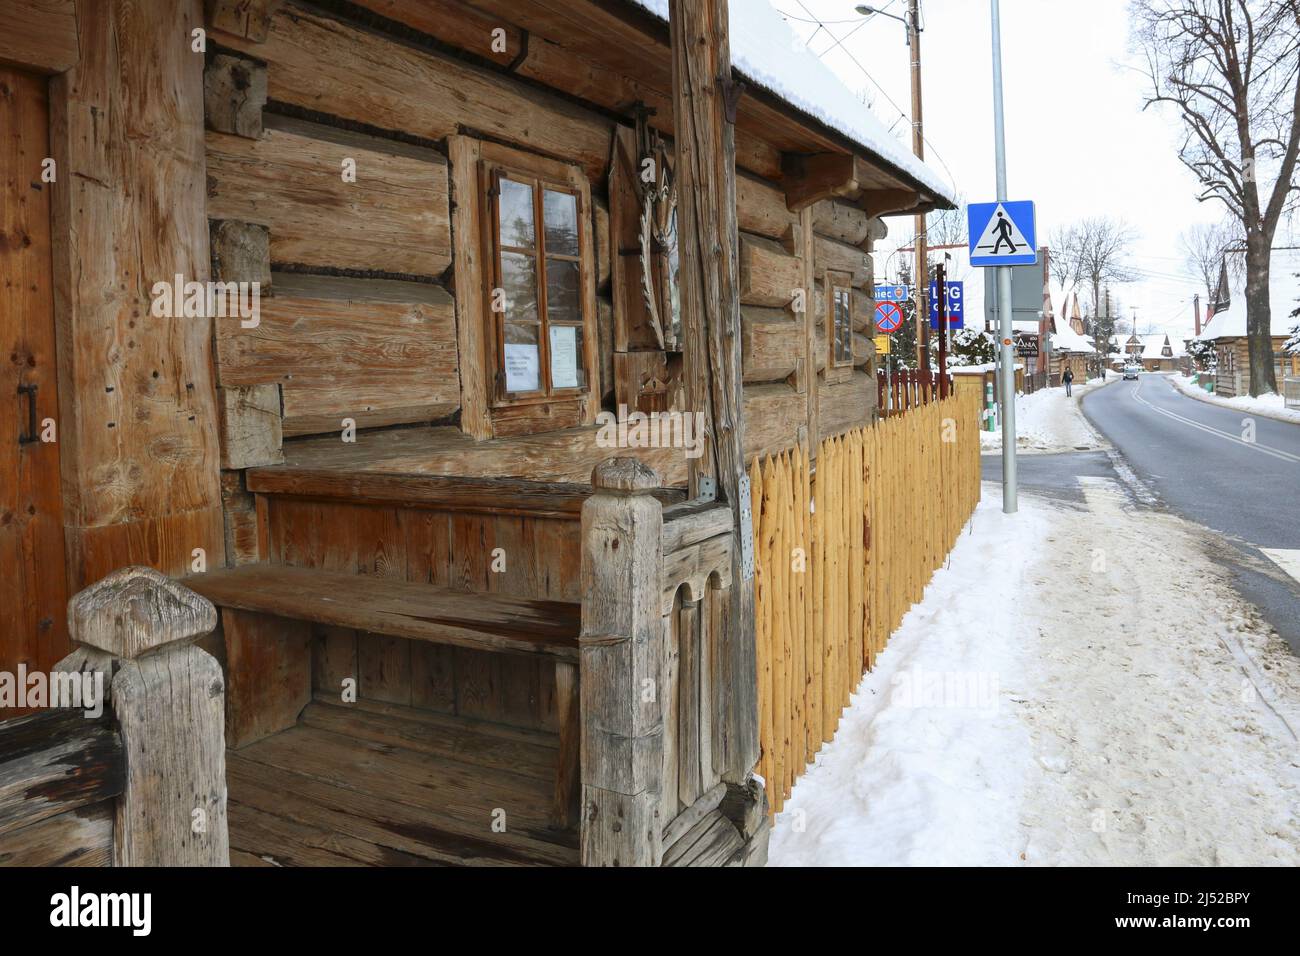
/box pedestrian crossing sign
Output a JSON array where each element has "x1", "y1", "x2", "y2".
[{"x1": 967, "y1": 200, "x2": 1037, "y2": 267}]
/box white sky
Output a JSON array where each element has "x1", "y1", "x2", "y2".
[{"x1": 774, "y1": 0, "x2": 1286, "y2": 341}]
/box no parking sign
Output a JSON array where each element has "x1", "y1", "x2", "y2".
[{"x1": 875, "y1": 301, "x2": 903, "y2": 333}]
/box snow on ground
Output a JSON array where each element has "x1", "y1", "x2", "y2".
[
  {"x1": 979, "y1": 375, "x2": 1113, "y2": 454},
  {"x1": 769, "y1": 482, "x2": 1300, "y2": 866},
  {"x1": 1169, "y1": 373, "x2": 1300, "y2": 425}
]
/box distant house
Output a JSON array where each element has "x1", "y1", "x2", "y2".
[
  {"x1": 1196, "y1": 249, "x2": 1300, "y2": 396},
  {"x1": 1049, "y1": 290, "x2": 1092, "y2": 383},
  {"x1": 1137, "y1": 334, "x2": 1183, "y2": 372}
]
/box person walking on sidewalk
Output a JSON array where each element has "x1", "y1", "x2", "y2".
[{"x1": 1062, "y1": 367, "x2": 1075, "y2": 397}]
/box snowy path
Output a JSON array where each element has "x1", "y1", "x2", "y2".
[
  {"x1": 980, "y1": 377, "x2": 1114, "y2": 454},
  {"x1": 768, "y1": 482, "x2": 1300, "y2": 866}
]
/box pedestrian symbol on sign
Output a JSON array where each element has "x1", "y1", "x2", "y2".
[{"x1": 967, "y1": 200, "x2": 1037, "y2": 266}]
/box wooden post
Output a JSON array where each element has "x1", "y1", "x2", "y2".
[
  {"x1": 579, "y1": 459, "x2": 665, "y2": 867},
  {"x1": 669, "y1": 0, "x2": 759, "y2": 787},
  {"x1": 60, "y1": 566, "x2": 229, "y2": 866}
]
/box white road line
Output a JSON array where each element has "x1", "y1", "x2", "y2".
[
  {"x1": 1130, "y1": 377, "x2": 1300, "y2": 464},
  {"x1": 1261, "y1": 548, "x2": 1300, "y2": 586}
]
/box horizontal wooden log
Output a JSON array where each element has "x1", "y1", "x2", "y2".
[
  {"x1": 819, "y1": 372, "x2": 874, "y2": 438},
  {"x1": 206, "y1": 0, "x2": 278, "y2": 41},
  {"x1": 815, "y1": 234, "x2": 873, "y2": 287},
  {"x1": 811, "y1": 198, "x2": 873, "y2": 247},
  {"x1": 215, "y1": 273, "x2": 459, "y2": 436},
  {"x1": 742, "y1": 382, "x2": 807, "y2": 462},
  {"x1": 739, "y1": 233, "x2": 802, "y2": 309},
  {"x1": 210, "y1": 3, "x2": 614, "y2": 181},
  {"x1": 0, "y1": 0, "x2": 78, "y2": 73},
  {"x1": 742, "y1": 306, "x2": 802, "y2": 383},
  {"x1": 206, "y1": 117, "x2": 451, "y2": 277},
  {"x1": 736, "y1": 171, "x2": 796, "y2": 242},
  {"x1": 218, "y1": 384, "x2": 283, "y2": 470},
  {"x1": 0, "y1": 709, "x2": 124, "y2": 838},
  {"x1": 0, "y1": 802, "x2": 114, "y2": 867},
  {"x1": 204, "y1": 53, "x2": 267, "y2": 138}
]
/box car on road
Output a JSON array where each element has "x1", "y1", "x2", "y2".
[{"x1": 1123, "y1": 364, "x2": 1141, "y2": 380}]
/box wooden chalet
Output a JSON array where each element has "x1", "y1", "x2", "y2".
[{"x1": 1, "y1": 0, "x2": 955, "y2": 867}]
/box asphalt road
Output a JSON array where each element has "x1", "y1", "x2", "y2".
[{"x1": 1082, "y1": 374, "x2": 1300, "y2": 653}]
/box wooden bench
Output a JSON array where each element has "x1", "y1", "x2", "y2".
[{"x1": 186, "y1": 563, "x2": 581, "y2": 828}]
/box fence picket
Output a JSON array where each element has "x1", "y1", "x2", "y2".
[{"x1": 749, "y1": 389, "x2": 983, "y2": 816}]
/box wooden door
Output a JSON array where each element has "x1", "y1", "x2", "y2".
[{"x1": 1, "y1": 66, "x2": 69, "y2": 716}]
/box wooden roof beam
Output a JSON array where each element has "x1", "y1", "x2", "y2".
[{"x1": 782, "y1": 152, "x2": 862, "y2": 212}]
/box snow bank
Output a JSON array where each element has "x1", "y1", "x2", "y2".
[
  {"x1": 768, "y1": 490, "x2": 1045, "y2": 866},
  {"x1": 979, "y1": 377, "x2": 1112, "y2": 454},
  {"x1": 1169, "y1": 374, "x2": 1300, "y2": 425},
  {"x1": 771, "y1": 480, "x2": 1300, "y2": 866}
]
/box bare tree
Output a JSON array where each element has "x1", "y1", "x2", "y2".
[
  {"x1": 1179, "y1": 220, "x2": 1243, "y2": 305},
  {"x1": 1133, "y1": 0, "x2": 1300, "y2": 395},
  {"x1": 1070, "y1": 217, "x2": 1139, "y2": 327},
  {"x1": 1048, "y1": 224, "x2": 1083, "y2": 289}
]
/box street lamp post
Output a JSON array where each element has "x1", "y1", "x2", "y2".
[{"x1": 855, "y1": 2, "x2": 929, "y2": 386}]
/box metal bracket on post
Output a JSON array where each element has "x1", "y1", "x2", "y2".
[
  {"x1": 737, "y1": 473, "x2": 754, "y2": 581},
  {"x1": 697, "y1": 474, "x2": 717, "y2": 502}
]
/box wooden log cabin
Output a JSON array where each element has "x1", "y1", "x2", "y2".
[{"x1": 0, "y1": 0, "x2": 954, "y2": 867}]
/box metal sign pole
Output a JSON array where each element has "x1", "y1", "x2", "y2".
[{"x1": 991, "y1": 0, "x2": 1017, "y2": 514}]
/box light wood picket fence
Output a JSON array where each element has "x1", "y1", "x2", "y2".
[{"x1": 749, "y1": 389, "x2": 983, "y2": 813}]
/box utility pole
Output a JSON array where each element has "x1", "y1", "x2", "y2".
[
  {"x1": 991, "y1": 0, "x2": 1016, "y2": 513},
  {"x1": 908, "y1": 0, "x2": 929, "y2": 383}
]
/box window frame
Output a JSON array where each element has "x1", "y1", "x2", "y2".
[
  {"x1": 828, "y1": 272, "x2": 855, "y2": 370},
  {"x1": 485, "y1": 162, "x2": 592, "y2": 407}
]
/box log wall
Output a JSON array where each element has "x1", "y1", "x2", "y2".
[{"x1": 201, "y1": 1, "x2": 886, "y2": 470}]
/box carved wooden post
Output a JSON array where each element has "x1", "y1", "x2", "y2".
[
  {"x1": 579, "y1": 459, "x2": 665, "y2": 867},
  {"x1": 60, "y1": 566, "x2": 229, "y2": 866},
  {"x1": 669, "y1": 0, "x2": 759, "y2": 785}
]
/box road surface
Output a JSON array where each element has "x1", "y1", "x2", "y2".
[{"x1": 1082, "y1": 373, "x2": 1300, "y2": 653}]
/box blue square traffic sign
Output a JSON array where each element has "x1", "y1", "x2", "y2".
[{"x1": 967, "y1": 201, "x2": 1037, "y2": 267}]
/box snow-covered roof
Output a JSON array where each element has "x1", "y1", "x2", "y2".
[
  {"x1": 1199, "y1": 248, "x2": 1300, "y2": 341},
  {"x1": 626, "y1": 0, "x2": 956, "y2": 204},
  {"x1": 1051, "y1": 321, "x2": 1093, "y2": 354},
  {"x1": 1139, "y1": 334, "x2": 1182, "y2": 360}
]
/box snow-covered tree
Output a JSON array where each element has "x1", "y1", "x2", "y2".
[
  {"x1": 1186, "y1": 337, "x2": 1218, "y2": 369},
  {"x1": 947, "y1": 327, "x2": 997, "y2": 367}
]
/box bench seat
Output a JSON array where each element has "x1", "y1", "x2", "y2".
[
  {"x1": 186, "y1": 562, "x2": 582, "y2": 828},
  {"x1": 186, "y1": 564, "x2": 579, "y2": 660}
]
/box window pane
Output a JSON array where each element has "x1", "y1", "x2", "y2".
[
  {"x1": 498, "y1": 178, "x2": 535, "y2": 249},
  {"x1": 504, "y1": 322, "x2": 541, "y2": 393},
  {"x1": 834, "y1": 289, "x2": 852, "y2": 363},
  {"x1": 543, "y1": 189, "x2": 579, "y2": 257},
  {"x1": 501, "y1": 251, "x2": 539, "y2": 322},
  {"x1": 546, "y1": 258, "x2": 581, "y2": 322},
  {"x1": 549, "y1": 324, "x2": 585, "y2": 390}
]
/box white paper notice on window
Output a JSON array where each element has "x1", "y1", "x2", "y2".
[
  {"x1": 549, "y1": 325, "x2": 579, "y2": 389},
  {"x1": 504, "y1": 343, "x2": 540, "y2": 392}
]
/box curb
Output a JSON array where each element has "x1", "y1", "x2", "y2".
[{"x1": 1165, "y1": 374, "x2": 1300, "y2": 427}]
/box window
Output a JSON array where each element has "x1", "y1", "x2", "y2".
[
  {"x1": 830, "y1": 277, "x2": 854, "y2": 367},
  {"x1": 491, "y1": 169, "x2": 589, "y2": 400}
]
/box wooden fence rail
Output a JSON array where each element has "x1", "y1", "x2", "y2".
[{"x1": 750, "y1": 389, "x2": 982, "y2": 813}]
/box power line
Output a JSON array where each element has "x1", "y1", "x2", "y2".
[{"x1": 783, "y1": 0, "x2": 960, "y2": 196}]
